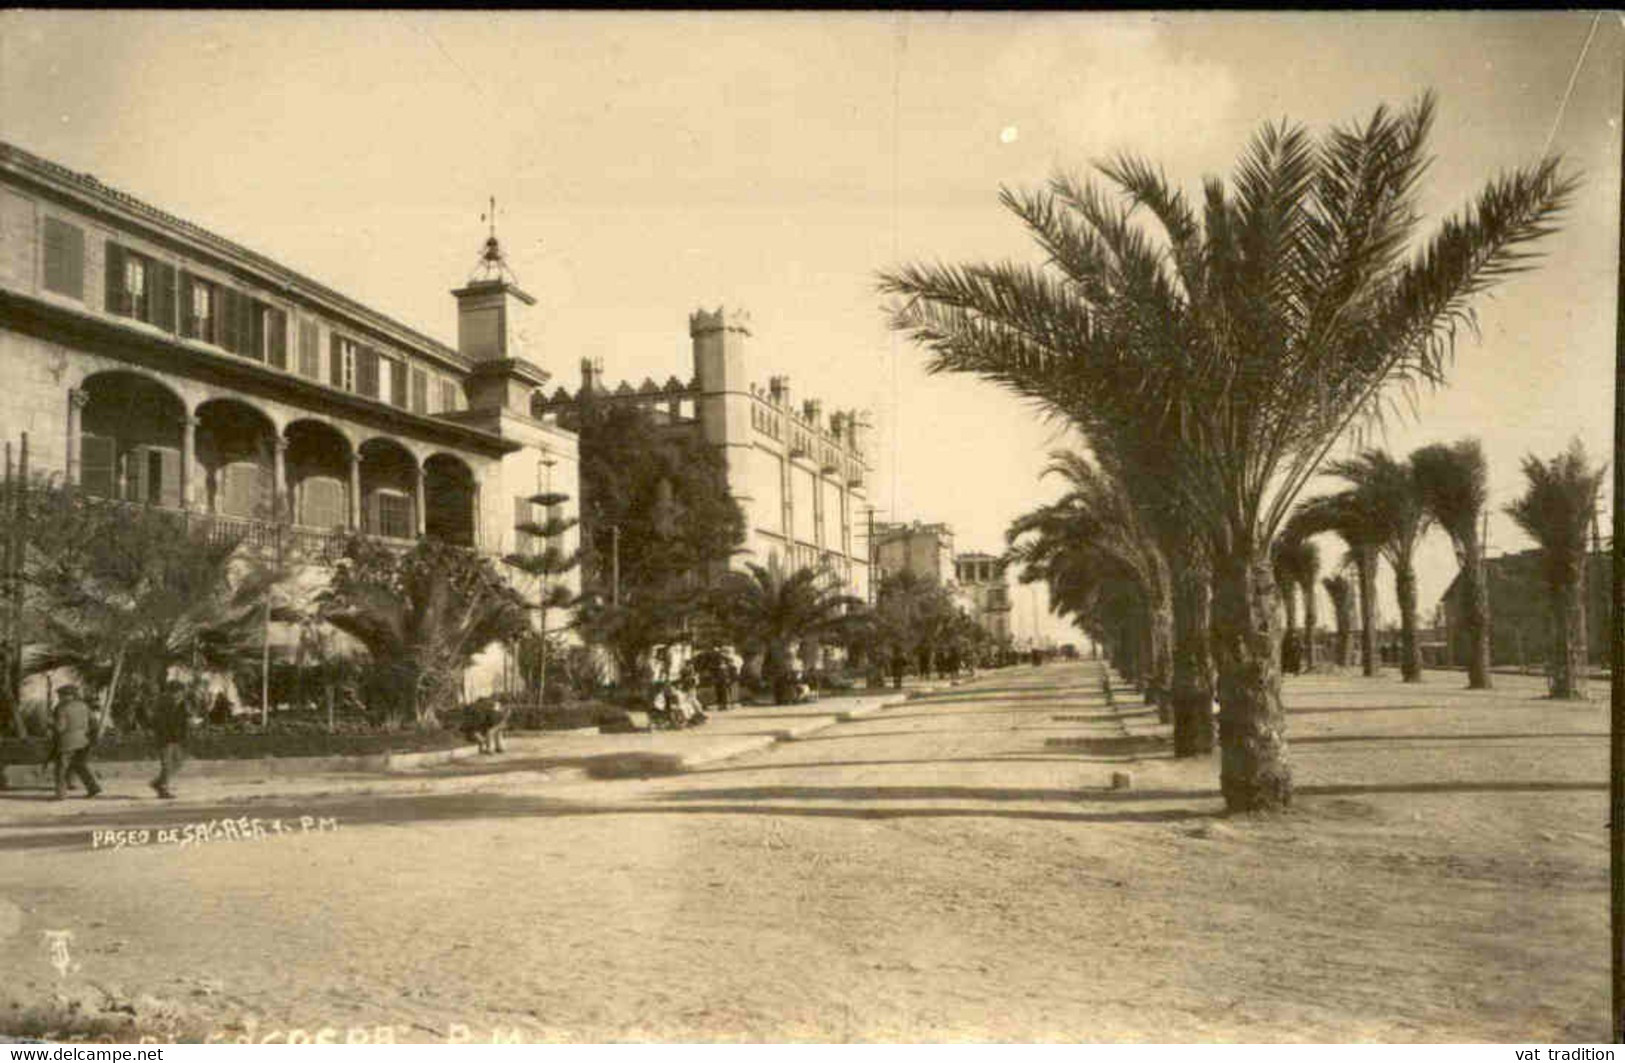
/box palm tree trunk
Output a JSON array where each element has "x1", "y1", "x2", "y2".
[
  {"x1": 1280, "y1": 582, "x2": 1300, "y2": 674},
  {"x1": 1171, "y1": 560, "x2": 1214, "y2": 758},
  {"x1": 1550, "y1": 561, "x2": 1588, "y2": 699},
  {"x1": 1356, "y1": 550, "x2": 1378, "y2": 677},
  {"x1": 1147, "y1": 569, "x2": 1174, "y2": 722},
  {"x1": 1464, "y1": 540, "x2": 1492, "y2": 689},
  {"x1": 1395, "y1": 558, "x2": 1422, "y2": 682},
  {"x1": 1211, "y1": 547, "x2": 1292, "y2": 811},
  {"x1": 1299, "y1": 575, "x2": 1318, "y2": 671}
]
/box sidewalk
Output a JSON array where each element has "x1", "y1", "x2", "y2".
[{"x1": 0, "y1": 683, "x2": 943, "y2": 822}]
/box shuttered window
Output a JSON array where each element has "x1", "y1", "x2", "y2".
[
  {"x1": 411, "y1": 367, "x2": 428, "y2": 414},
  {"x1": 126, "y1": 446, "x2": 182, "y2": 508},
  {"x1": 217, "y1": 462, "x2": 264, "y2": 518},
  {"x1": 388, "y1": 358, "x2": 408, "y2": 409},
  {"x1": 355, "y1": 346, "x2": 381, "y2": 399},
  {"x1": 264, "y1": 307, "x2": 287, "y2": 369},
  {"x1": 331, "y1": 336, "x2": 355, "y2": 391},
  {"x1": 80, "y1": 434, "x2": 116, "y2": 499},
  {"x1": 104, "y1": 242, "x2": 175, "y2": 330},
  {"x1": 440, "y1": 379, "x2": 459, "y2": 413},
  {"x1": 297, "y1": 476, "x2": 346, "y2": 530},
  {"x1": 181, "y1": 273, "x2": 214, "y2": 342},
  {"x1": 298, "y1": 319, "x2": 320, "y2": 379},
  {"x1": 368, "y1": 490, "x2": 413, "y2": 540},
  {"x1": 42, "y1": 217, "x2": 84, "y2": 299}
]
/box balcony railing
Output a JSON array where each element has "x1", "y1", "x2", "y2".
[{"x1": 76, "y1": 497, "x2": 487, "y2": 565}]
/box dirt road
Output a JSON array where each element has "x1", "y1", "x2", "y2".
[{"x1": 0, "y1": 662, "x2": 1607, "y2": 1042}]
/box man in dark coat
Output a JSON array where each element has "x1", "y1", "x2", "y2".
[
  {"x1": 51, "y1": 685, "x2": 101, "y2": 800},
  {"x1": 150, "y1": 681, "x2": 190, "y2": 799}
]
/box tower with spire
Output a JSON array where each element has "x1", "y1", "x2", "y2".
[
  {"x1": 452, "y1": 198, "x2": 548, "y2": 417},
  {"x1": 453, "y1": 197, "x2": 538, "y2": 365}
]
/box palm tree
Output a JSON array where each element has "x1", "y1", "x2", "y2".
[
  {"x1": 881, "y1": 94, "x2": 1573, "y2": 809},
  {"x1": 1296, "y1": 540, "x2": 1321, "y2": 671},
  {"x1": 1412, "y1": 438, "x2": 1492, "y2": 688},
  {"x1": 1504, "y1": 439, "x2": 1606, "y2": 700},
  {"x1": 1007, "y1": 451, "x2": 1173, "y2": 714},
  {"x1": 1271, "y1": 535, "x2": 1320, "y2": 674},
  {"x1": 24, "y1": 500, "x2": 277, "y2": 726},
  {"x1": 1322, "y1": 451, "x2": 1433, "y2": 682},
  {"x1": 1292, "y1": 494, "x2": 1386, "y2": 678},
  {"x1": 713, "y1": 560, "x2": 863, "y2": 704},
  {"x1": 1322, "y1": 574, "x2": 1355, "y2": 667},
  {"x1": 322, "y1": 538, "x2": 529, "y2": 728}
]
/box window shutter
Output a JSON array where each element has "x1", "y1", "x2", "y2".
[
  {"x1": 43, "y1": 218, "x2": 84, "y2": 299},
  {"x1": 299, "y1": 319, "x2": 320, "y2": 378},
  {"x1": 217, "y1": 288, "x2": 236, "y2": 352},
  {"x1": 126, "y1": 445, "x2": 149, "y2": 504},
  {"x1": 330, "y1": 335, "x2": 345, "y2": 388},
  {"x1": 356, "y1": 346, "x2": 380, "y2": 398},
  {"x1": 248, "y1": 299, "x2": 267, "y2": 362},
  {"x1": 390, "y1": 359, "x2": 407, "y2": 409},
  {"x1": 151, "y1": 262, "x2": 177, "y2": 333},
  {"x1": 241, "y1": 292, "x2": 255, "y2": 357},
  {"x1": 298, "y1": 476, "x2": 344, "y2": 530},
  {"x1": 411, "y1": 368, "x2": 428, "y2": 414},
  {"x1": 104, "y1": 242, "x2": 126, "y2": 315},
  {"x1": 157, "y1": 448, "x2": 182, "y2": 508},
  {"x1": 179, "y1": 272, "x2": 196, "y2": 337},
  {"x1": 219, "y1": 462, "x2": 265, "y2": 518},
  {"x1": 265, "y1": 308, "x2": 287, "y2": 369},
  {"x1": 80, "y1": 434, "x2": 116, "y2": 499}
]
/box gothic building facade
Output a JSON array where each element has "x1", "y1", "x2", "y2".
[{"x1": 535, "y1": 309, "x2": 873, "y2": 601}]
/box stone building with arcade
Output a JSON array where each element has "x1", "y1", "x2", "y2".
[{"x1": 0, "y1": 140, "x2": 580, "y2": 695}]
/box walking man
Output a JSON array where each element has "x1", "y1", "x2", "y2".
[
  {"x1": 150, "y1": 680, "x2": 189, "y2": 799},
  {"x1": 52, "y1": 685, "x2": 101, "y2": 800}
]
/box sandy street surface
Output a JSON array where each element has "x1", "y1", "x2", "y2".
[{"x1": 0, "y1": 661, "x2": 1608, "y2": 1043}]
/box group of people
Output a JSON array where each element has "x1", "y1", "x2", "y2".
[
  {"x1": 43, "y1": 680, "x2": 190, "y2": 801},
  {"x1": 647, "y1": 645, "x2": 742, "y2": 728}
]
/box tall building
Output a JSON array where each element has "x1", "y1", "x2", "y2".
[
  {"x1": 873, "y1": 520, "x2": 955, "y2": 584},
  {"x1": 537, "y1": 308, "x2": 873, "y2": 600},
  {"x1": 954, "y1": 551, "x2": 1013, "y2": 643},
  {"x1": 0, "y1": 141, "x2": 580, "y2": 691}
]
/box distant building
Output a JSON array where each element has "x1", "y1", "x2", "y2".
[
  {"x1": 954, "y1": 551, "x2": 1013, "y2": 644},
  {"x1": 874, "y1": 521, "x2": 955, "y2": 584},
  {"x1": 536, "y1": 308, "x2": 872, "y2": 600},
  {"x1": 1437, "y1": 547, "x2": 1612, "y2": 668}
]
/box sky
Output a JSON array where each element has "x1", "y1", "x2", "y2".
[{"x1": 1, "y1": 11, "x2": 1618, "y2": 645}]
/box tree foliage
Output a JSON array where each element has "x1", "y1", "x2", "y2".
[
  {"x1": 18, "y1": 484, "x2": 278, "y2": 728},
  {"x1": 572, "y1": 401, "x2": 746, "y2": 681},
  {"x1": 1504, "y1": 439, "x2": 1606, "y2": 699},
  {"x1": 880, "y1": 92, "x2": 1574, "y2": 810},
  {"x1": 320, "y1": 535, "x2": 528, "y2": 728}
]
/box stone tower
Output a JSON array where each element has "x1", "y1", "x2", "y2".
[{"x1": 451, "y1": 213, "x2": 547, "y2": 415}]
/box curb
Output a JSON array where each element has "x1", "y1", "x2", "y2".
[{"x1": 1, "y1": 743, "x2": 482, "y2": 788}]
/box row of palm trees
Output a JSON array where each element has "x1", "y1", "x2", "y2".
[
  {"x1": 880, "y1": 92, "x2": 1578, "y2": 811},
  {"x1": 1021, "y1": 430, "x2": 1606, "y2": 732}
]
